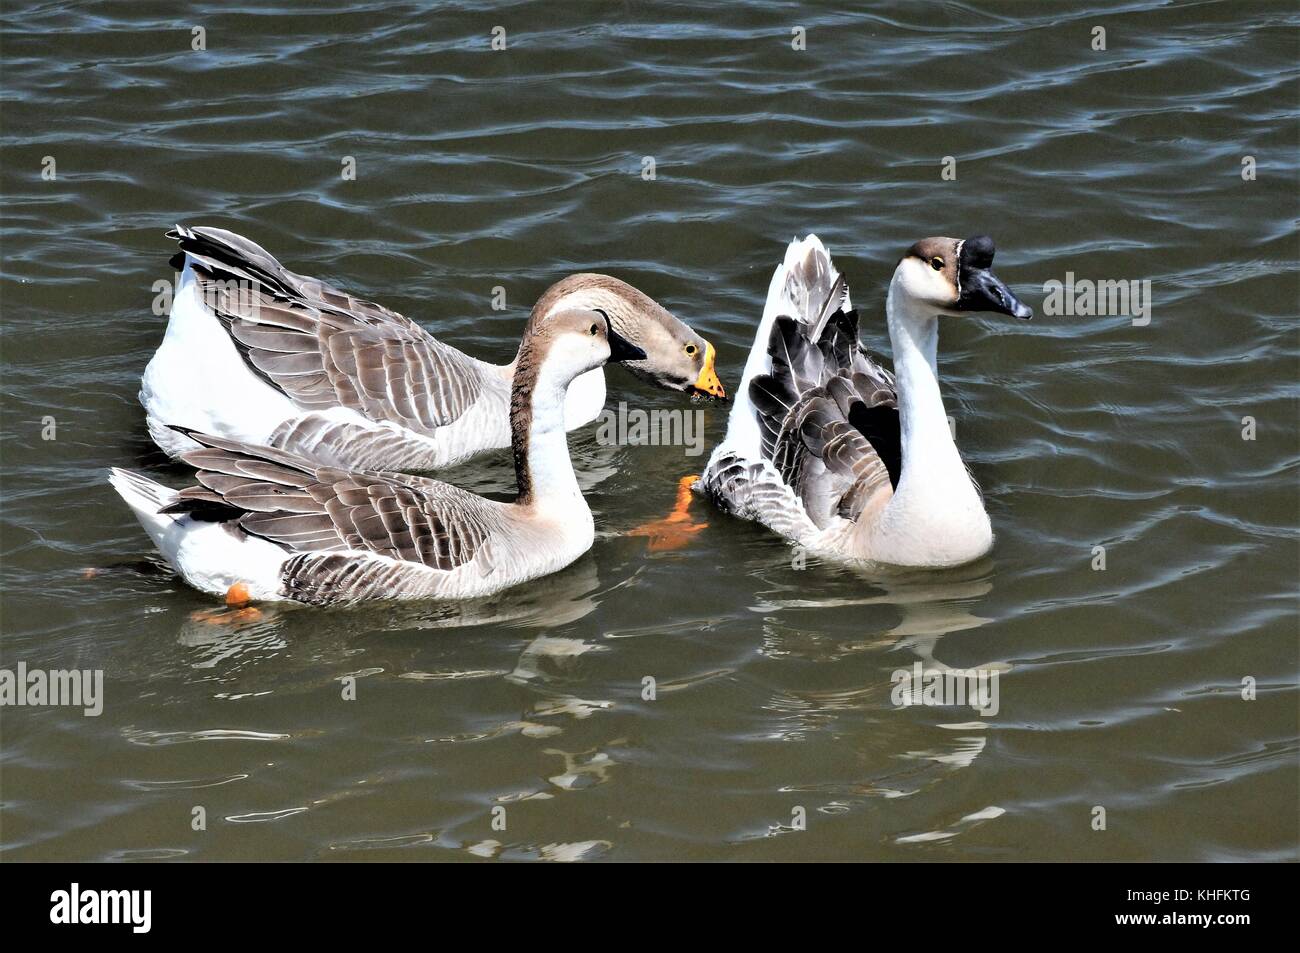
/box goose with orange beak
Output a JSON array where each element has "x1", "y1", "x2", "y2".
[{"x1": 142, "y1": 226, "x2": 725, "y2": 474}]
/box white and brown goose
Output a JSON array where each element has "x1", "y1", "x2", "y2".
[
  {"x1": 698, "y1": 234, "x2": 1031, "y2": 568},
  {"x1": 111, "y1": 310, "x2": 647, "y2": 604},
  {"x1": 141, "y1": 226, "x2": 725, "y2": 472}
]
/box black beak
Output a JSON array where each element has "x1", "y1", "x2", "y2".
[
  {"x1": 956, "y1": 235, "x2": 1033, "y2": 320},
  {"x1": 605, "y1": 322, "x2": 647, "y2": 363}
]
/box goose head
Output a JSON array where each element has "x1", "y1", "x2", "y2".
[
  {"x1": 532, "y1": 274, "x2": 727, "y2": 399},
  {"x1": 510, "y1": 309, "x2": 647, "y2": 505},
  {"x1": 894, "y1": 235, "x2": 1032, "y2": 320},
  {"x1": 519, "y1": 307, "x2": 648, "y2": 393}
]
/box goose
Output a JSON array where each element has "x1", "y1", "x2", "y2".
[
  {"x1": 141, "y1": 226, "x2": 726, "y2": 472},
  {"x1": 697, "y1": 234, "x2": 1031, "y2": 568},
  {"x1": 110, "y1": 309, "x2": 648, "y2": 604}
]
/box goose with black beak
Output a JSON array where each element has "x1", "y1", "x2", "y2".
[{"x1": 698, "y1": 234, "x2": 1032, "y2": 568}]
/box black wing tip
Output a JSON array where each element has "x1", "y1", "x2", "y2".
[
  {"x1": 167, "y1": 425, "x2": 249, "y2": 457},
  {"x1": 821, "y1": 304, "x2": 858, "y2": 338},
  {"x1": 166, "y1": 223, "x2": 205, "y2": 245},
  {"x1": 166, "y1": 423, "x2": 207, "y2": 441},
  {"x1": 167, "y1": 223, "x2": 231, "y2": 252},
  {"x1": 816, "y1": 274, "x2": 848, "y2": 327},
  {"x1": 771, "y1": 307, "x2": 857, "y2": 349},
  {"x1": 768, "y1": 312, "x2": 810, "y2": 350}
]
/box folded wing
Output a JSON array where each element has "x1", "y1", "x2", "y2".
[
  {"x1": 161, "y1": 428, "x2": 507, "y2": 575},
  {"x1": 747, "y1": 308, "x2": 900, "y2": 529},
  {"x1": 170, "y1": 225, "x2": 486, "y2": 436}
]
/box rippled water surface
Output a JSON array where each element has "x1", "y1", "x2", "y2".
[{"x1": 2, "y1": 1, "x2": 1297, "y2": 861}]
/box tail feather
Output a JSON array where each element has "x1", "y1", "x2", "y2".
[
  {"x1": 776, "y1": 237, "x2": 847, "y2": 338},
  {"x1": 769, "y1": 312, "x2": 825, "y2": 394},
  {"x1": 700, "y1": 236, "x2": 906, "y2": 543},
  {"x1": 108, "y1": 467, "x2": 181, "y2": 545},
  {"x1": 715, "y1": 235, "x2": 849, "y2": 465},
  {"x1": 108, "y1": 467, "x2": 177, "y2": 512},
  {"x1": 167, "y1": 224, "x2": 300, "y2": 299},
  {"x1": 817, "y1": 307, "x2": 859, "y2": 375},
  {"x1": 108, "y1": 461, "x2": 292, "y2": 601}
]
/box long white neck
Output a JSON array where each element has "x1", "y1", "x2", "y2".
[
  {"x1": 500, "y1": 360, "x2": 607, "y2": 431},
  {"x1": 873, "y1": 275, "x2": 990, "y2": 565},
  {"x1": 513, "y1": 362, "x2": 585, "y2": 510},
  {"x1": 886, "y1": 278, "x2": 965, "y2": 483}
]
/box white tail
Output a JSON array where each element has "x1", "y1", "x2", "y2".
[
  {"x1": 717, "y1": 235, "x2": 850, "y2": 462},
  {"x1": 139, "y1": 260, "x2": 297, "y2": 458},
  {"x1": 108, "y1": 465, "x2": 291, "y2": 599},
  {"x1": 108, "y1": 467, "x2": 180, "y2": 549}
]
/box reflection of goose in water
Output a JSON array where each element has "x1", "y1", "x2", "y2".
[
  {"x1": 507, "y1": 634, "x2": 607, "y2": 686},
  {"x1": 378, "y1": 554, "x2": 609, "y2": 633},
  {"x1": 177, "y1": 604, "x2": 290, "y2": 669},
  {"x1": 745, "y1": 564, "x2": 1009, "y2": 835},
  {"x1": 174, "y1": 553, "x2": 612, "y2": 660},
  {"x1": 751, "y1": 563, "x2": 1004, "y2": 672}
]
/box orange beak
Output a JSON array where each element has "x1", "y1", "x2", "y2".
[{"x1": 692, "y1": 341, "x2": 726, "y2": 399}]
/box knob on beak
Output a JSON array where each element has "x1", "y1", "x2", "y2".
[
  {"x1": 692, "y1": 341, "x2": 727, "y2": 399},
  {"x1": 956, "y1": 235, "x2": 1033, "y2": 320}
]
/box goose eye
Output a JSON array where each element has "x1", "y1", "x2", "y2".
[
  {"x1": 589, "y1": 323, "x2": 599, "y2": 336},
  {"x1": 685, "y1": 343, "x2": 698, "y2": 356},
  {"x1": 931, "y1": 257, "x2": 945, "y2": 271}
]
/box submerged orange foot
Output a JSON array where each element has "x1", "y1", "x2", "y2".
[
  {"x1": 626, "y1": 475, "x2": 709, "y2": 552},
  {"x1": 188, "y1": 584, "x2": 260, "y2": 626},
  {"x1": 189, "y1": 606, "x2": 264, "y2": 626}
]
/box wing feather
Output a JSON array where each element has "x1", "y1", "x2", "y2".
[
  {"x1": 746, "y1": 310, "x2": 900, "y2": 528},
  {"x1": 161, "y1": 429, "x2": 508, "y2": 580},
  {"x1": 170, "y1": 225, "x2": 488, "y2": 434}
]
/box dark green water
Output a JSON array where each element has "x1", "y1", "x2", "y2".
[{"x1": 1, "y1": 1, "x2": 1296, "y2": 861}]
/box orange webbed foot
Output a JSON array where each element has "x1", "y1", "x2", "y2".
[
  {"x1": 626, "y1": 475, "x2": 709, "y2": 552},
  {"x1": 189, "y1": 606, "x2": 264, "y2": 626},
  {"x1": 189, "y1": 583, "x2": 261, "y2": 626},
  {"x1": 187, "y1": 582, "x2": 260, "y2": 625}
]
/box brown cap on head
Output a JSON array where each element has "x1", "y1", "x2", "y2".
[
  {"x1": 902, "y1": 235, "x2": 1032, "y2": 319},
  {"x1": 903, "y1": 237, "x2": 962, "y2": 299}
]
